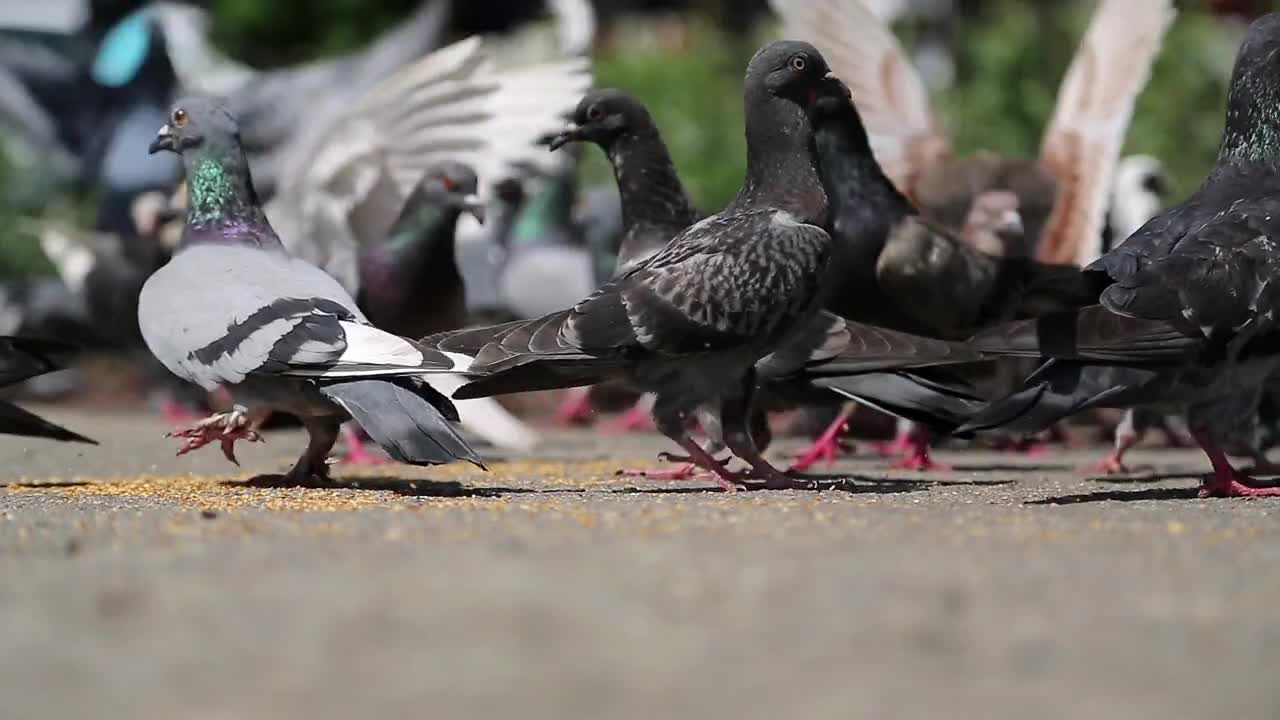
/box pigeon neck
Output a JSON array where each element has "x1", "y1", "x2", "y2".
[
  {"x1": 814, "y1": 107, "x2": 913, "y2": 221},
  {"x1": 384, "y1": 198, "x2": 461, "y2": 269},
  {"x1": 510, "y1": 170, "x2": 576, "y2": 246},
  {"x1": 180, "y1": 151, "x2": 273, "y2": 246},
  {"x1": 734, "y1": 96, "x2": 827, "y2": 222},
  {"x1": 606, "y1": 130, "x2": 700, "y2": 235},
  {"x1": 1217, "y1": 51, "x2": 1280, "y2": 169}
]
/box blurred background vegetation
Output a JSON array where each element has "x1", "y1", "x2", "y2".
[{"x1": 0, "y1": 0, "x2": 1255, "y2": 278}]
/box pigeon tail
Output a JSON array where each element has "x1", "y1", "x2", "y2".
[
  {"x1": 0, "y1": 400, "x2": 97, "y2": 444},
  {"x1": 320, "y1": 377, "x2": 484, "y2": 468},
  {"x1": 814, "y1": 370, "x2": 984, "y2": 434},
  {"x1": 957, "y1": 361, "x2": 1170, "y2": 435},
  {"x1": 426, "y1": 373, "x2": 541, "y2": 451}
]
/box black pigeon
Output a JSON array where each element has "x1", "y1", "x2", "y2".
[
  {"x1": 548, "y1": 88, "x2": 704, "y2": 275},
  {"x1": 138, "y1": 97, "x2": 482, "y2": 484},
  {"x1": 0, "y1": 336, "x2": 95, "y2": 444},
  {"x1": 961, "y1": 14, "x2": 1280, "y2": 499},
  {"x1": 420, "y1": 41, "x2": 843, "y2": 489},
  {"x1": 547, "y1": 86, "x2": 983, "y2": 471},
  {"x1": 789, "y1": 75, "x2": 1099, "y2": 470},
  {"x1": 544, "y1": 88, "x2": 703, "y2": 432},
  {"x1": 356, "y1": 163, "x2": 485, "y2": 339},
  {"x1": 423, "y1": 41, "x2": 978, "y2": 489}
]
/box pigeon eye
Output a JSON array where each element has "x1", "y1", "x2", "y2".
[
  {"x1": 586, "y1": 105, "x2": 604, "y2": 122},
  {"x1": 171, "y1": 108, "x2": 188, "y2": 127},
  {"x1": 789, "y1": 54, "x2": 807, "y2": 72},
  {"x1": 441, "y1": 175, "x2": 456, "y2": 192}
]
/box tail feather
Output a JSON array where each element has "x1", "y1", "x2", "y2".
[
  {"x1": 969, "y1": 305, "x2": 1197, "y2": 362},
  {"x1": 0, "y1": 400, "x2": 97, "y2": 444},
  {"x1": 957, "y1": 360, "x2": 1175, "y2": 435},
  {"x1": 813, "y1": 369, "x2": 984, "y2": 433},
  {"x1": 321, "y1": 378, "x2": 484, "y2": 468},
  {"x1": 428, "y1": 374, "x2": 541, "y2": 451}
]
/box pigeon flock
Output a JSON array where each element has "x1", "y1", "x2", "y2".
[{"x1": 6, "y1": 0, "x2": 1280, "y2": 500}]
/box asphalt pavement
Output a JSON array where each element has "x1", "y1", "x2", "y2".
[{"x1": 1, "y1": 407, "x2": 1278, "y2": 719}]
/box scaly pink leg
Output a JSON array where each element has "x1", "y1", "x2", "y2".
[
  {"x1": 1195, "y1": 431, "x2": 1280, "y2": 498},
  {"x1": 336, "y1": 423, "x2": 388, "y2": 465},
  {"x1": 554, "y1": 387, "x2": 596, "y2": 426},
  {"x1": 888, "y1": 424, "x2": 950, "y2": 471},
  {"x1": 1083, "y1": 431, "x2": 1138, "y2": 475},
  {"x1": 790, "y1": 410, "x2": 854, "y2": 471},
  {"x1": 166, "y1": 405, "x2": 265, "y2": 466}
]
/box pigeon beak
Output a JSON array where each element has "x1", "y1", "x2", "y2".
[
  {"x1": 821, "y1": 71, "x2": 851, "y2": 101},
  {"x1": 547, "y1": 125, "x2": 584, "y2": 152},
  {"x1": 149, "y1": 124, "x2": 175, "y2": 154},
  {"x1": 998, "y1": 210, "x2": 1024, "y2": 236},
  {"x1": 461, "y1": 194, "x2": 486, "y2": 225}
]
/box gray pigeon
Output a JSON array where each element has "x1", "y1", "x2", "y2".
[
  {"x1": 0, "y1": 336, "x2": 95, "y2": 444},
  {"x1": 961, "y1": 14, "x2": 1280, "y2": 499},
  {"x1": 139, "y1": 97, "x2": 482, "y2": 483}
]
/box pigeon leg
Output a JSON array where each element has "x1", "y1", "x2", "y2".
[
  {"x1": 286, "y1": 416, "x2": 341, "y2": 485},
  {"x1": 603, "y1": 394, "x2": 657, "y2": 433},
  {"x1": 167, "y1": 405, "x2": 265, "y2": 465},
  {"x1": 553, "y1": 387, "x2": 596, "y2": 426},
  {"x1": 1194, "y1": 431, "x2": 1280, "y2": 498},
  {"x1": 720, "y1": 376, "x2": 808, "y2": 490},
  {"x1": 649, "y1": 396, "x2": 743, "y2": 492},
  {"x1": 1083, "y1": 408, "x2": 1142, "y2": 475},
  {"x1": 336, "y1": 423, "x2": 388, "y2": 466},
  {"x1": 874, "y1": 417, "x2": 914, "y2": 457},
  {"x1": 1157, "y1": 413, "x2": 1193, "y2": 448},
  {"x1": 790, "y1": 402, "x2": 855, "y2": 472},
  {"x1": 888, "y1": 422, "x2": 950, "y2": 472}
]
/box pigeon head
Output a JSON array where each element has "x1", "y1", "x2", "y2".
[
  {"x1": 548, "y1": 89, "x2": 656, "y2": 152},
  {"x1": 148, "y1": 97, "x2": 241, "y2": 157},
  {"x1": 148, "y1": 97, "x2": 268, "y2": 236},
  {"x1": 416, "y1": 163, "x2": 484, "y2": 224},
  {"x1": 492, "y1": 178, "x2": 526, "y2": 209},
  {"x1": 1219, "y1": 13, "x2": 1280, "y2": 164},
  {"x1": 745, "y1": 40, "x2": 841, "y2": 110}
]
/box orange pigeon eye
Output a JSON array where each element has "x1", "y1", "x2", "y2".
[{"x1": 172, "y1": 108, "x2": 188, "y2": 127}]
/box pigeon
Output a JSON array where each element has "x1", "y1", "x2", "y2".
[
  {"x1": 544, "y1": 88, "x2": 703, "y2": 430},
  {"x1": 265, "y1": 35, "x2": 592, "y2": 299},
  {"x1": 1085, "y1": 154, "x2": 1188, "y2": 474},
  {"x1": 547, "y1": 88, "x2": 703, "y2": 274},
  {"x1": 456, "y1": 177, "x2": 526, "y2": 322},
  {"x1": 415, "y1": 41, "x2": 845, "y2": 489},
  {"x1": 769, "y1": 0, "x2": 1175, "y2": 267},
  {"x1": 139, "y1": 97, "x2": 482, "y2": 483},
  {"x1": 960, "y1": 14, "x2": 1280, "y2": 499},
  {"x1": 788, "y1": 73, "x2": 1101, "y2": 470},
  {"x1": 354, "y1": 163, "x2": 541, "y2": 454},
  {"x1": 0, "y1": 336, "x2": 95, "y2": 444}
]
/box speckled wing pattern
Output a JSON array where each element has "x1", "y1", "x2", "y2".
[
  {"x1": 423, "y1": 209, "x2": 832, "y2": 396},
  {"x1": 769, "y1": 0, "x2": 950, "y2": 197},
  {"x1": 1036, "y1": 0, "x2": 1175, "y2": 267},
  {"x1": 1088, "y1": 184, "x2": 1280, "y2": 342}
]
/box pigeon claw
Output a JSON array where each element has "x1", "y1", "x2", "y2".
[
  {"x1": 166, "y1": 407, "x2": 263, "y2": 465},
  {"x1": 790, "y1": 416, "x2": 852, "y2": 472}
]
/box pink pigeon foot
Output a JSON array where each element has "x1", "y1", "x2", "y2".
[
  {"x1": 874, "y1": 431, "x2": 913, "y2": 458},
  {"x1": 167, "y1": 405, "x2": 264, "y2": 466},
  {"x1": 1083, "y1": 452, "x2": 1131, "y2": 475},
  {"x1": 790, "y1": 415, "x2": 853, "y2": 471},
  {"x1": 336, "y1": 424, "x2": 388, "y2": 465},
  {"x1": 1195, "y1": 432, "x2": 1280, "y2": 498},
  {"x1": 554, "y1": 387, "x2": 596, "y2": 426},
  {"x1": 888, "y1": 428, "x2": 950, "y2": 471},
  {"x1": 603, "y1": 401, "x2": 655, "y2": 434}
]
